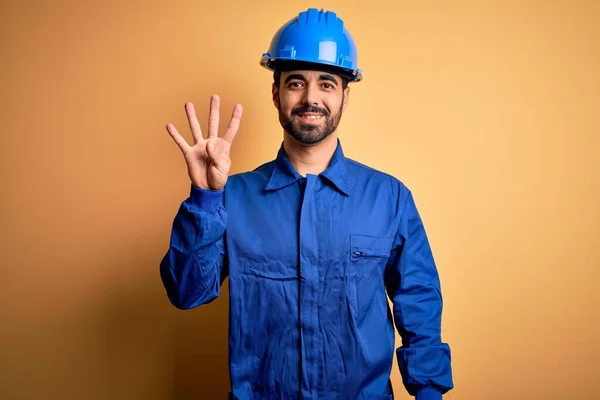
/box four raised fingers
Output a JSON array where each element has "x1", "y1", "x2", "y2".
[{"x1": 167, "y1": 97, "x2": 242, "y2": 147}]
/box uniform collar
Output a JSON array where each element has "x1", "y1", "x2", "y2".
[{"x1": 264, "y1": 138, "x2": 351, "y2": 196}]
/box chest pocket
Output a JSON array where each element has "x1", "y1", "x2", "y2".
[{"x1": 347, "y1": 234, "x2": 395, "y2": 315}]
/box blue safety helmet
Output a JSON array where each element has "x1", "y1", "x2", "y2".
[{"x1": 260, "y1": 8, "x2": 363, "y2": 82}]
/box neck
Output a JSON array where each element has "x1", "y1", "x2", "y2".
[{"x1": 282, "y1": 132, "x2": 338, "y2": 177}]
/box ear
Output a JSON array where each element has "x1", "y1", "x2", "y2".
[
  {"x1": 272, "y1": 83, "x2": 280, "y2": 109},
  {"x1": 342, "y1": 87, "x2": 350, "y2": 110}
]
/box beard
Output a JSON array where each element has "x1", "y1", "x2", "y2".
[{"x1": 278, "y1": 101, "x2": 343, "y2": 145}]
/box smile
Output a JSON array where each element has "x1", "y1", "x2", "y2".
[{"x1": 297, "y1": 113, "x2": 324, "y2": 121}]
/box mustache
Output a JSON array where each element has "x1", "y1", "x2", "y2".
[{"x1": 292, "y1": 105, "x2": 329, "y2": 116}]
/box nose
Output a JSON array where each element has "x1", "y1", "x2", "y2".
[{"x1": 302, "y1": 83, "x2": 320, "y2": 106}]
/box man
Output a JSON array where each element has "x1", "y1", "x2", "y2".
[{"x1": 160, "y1": 8, "x2": 453, "y2": 400}]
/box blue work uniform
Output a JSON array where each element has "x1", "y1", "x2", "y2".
[{"x1": 160, "y1": 139, "x2": 453, "y2": 399}]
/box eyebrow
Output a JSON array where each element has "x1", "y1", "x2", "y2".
[
  {"x1": 284, "y1": 73, "x2": 340, "y2": 85},
  {"x1": 318, "y1": 74, "x2": 339, "y2": 84}
]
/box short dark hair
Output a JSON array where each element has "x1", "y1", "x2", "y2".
[{"x1": 272, "y1": 60, "x2": 351, "y2": 89}]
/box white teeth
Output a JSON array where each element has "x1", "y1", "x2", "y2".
[{"x1": 300, "y1": 114, "x2": 322, "y2": 119}]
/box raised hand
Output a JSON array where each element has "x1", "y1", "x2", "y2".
[{"x1": 166, "y1": 95, "x2": 243, "y2": 191}]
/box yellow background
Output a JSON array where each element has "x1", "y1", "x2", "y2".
[{"x1": 1, "y1": 1, "x2": 598, "y2": 399}]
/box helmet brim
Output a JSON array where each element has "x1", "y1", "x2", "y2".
[{"x1": 260, "y1": 56, "x2": 362, "y2": 82}]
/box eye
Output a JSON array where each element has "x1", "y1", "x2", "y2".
[
  {"x1": 322, "y1": 83, "x2": 336, "y2": 90},
  {"x1": 288, "y1": 81, "x2": 304, "y2": 89}
]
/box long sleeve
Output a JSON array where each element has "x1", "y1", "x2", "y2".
[
  {"x1": 159, "y1": 184, "x2": 228, "y2": 310},
  {"x1": 384, "y1": 189, "x2": 453, "y2": 399}
]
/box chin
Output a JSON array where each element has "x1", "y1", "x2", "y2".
[{"x1": 294, "y1": 131, "x2": 331, "y2": 145}]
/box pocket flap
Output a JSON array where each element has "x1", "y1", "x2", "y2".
[{"x1": 351, "y1": 234, "x2": 394, "y2": 257}]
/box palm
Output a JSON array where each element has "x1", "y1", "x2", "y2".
[
  {"x1": 183, "y1": 137, "x2": 231, "y2": 190},
  {"x1": 166, "y1": 95, "x2": 243, "y2": 190}
]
